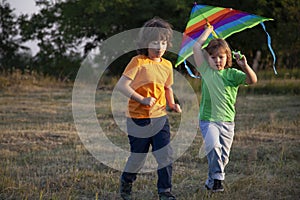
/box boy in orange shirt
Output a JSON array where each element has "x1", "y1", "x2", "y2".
[{"x1": 116, "y1": 17, "x2": 181, "y2": 200}]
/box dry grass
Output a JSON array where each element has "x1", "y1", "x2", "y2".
[{"x1": 0, "y1": 72, "x2": 299, "y2": 199}]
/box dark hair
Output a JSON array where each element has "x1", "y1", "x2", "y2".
[
  {"x1": 136, "y1": 17, "x2": 173, "y2": 56},
  {"x1": 205, "y1": 38, "x2": 232, "y2": 68}
]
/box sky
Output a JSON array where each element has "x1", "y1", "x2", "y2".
[{"x1": 8, "y1": 0, "x2": 40, "y2": 15}]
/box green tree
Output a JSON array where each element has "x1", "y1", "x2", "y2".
[
  {"x1": 0, "y1": 0, "x2": 29, "y2": 71},
  {"x1": 18, "y1": 0, "x2": 194, "y2": 77}
]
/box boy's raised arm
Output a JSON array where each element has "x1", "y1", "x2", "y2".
[
  {"x1": 193, "y1": 26, "x2": 214, "y2": 68},
  {"x1": 235, "y1": 54, "x2": 258, "y2": 85}
]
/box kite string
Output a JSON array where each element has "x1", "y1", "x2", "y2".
[
  {"x1": 198, "y1": 3, "x2": 218, "y2": 39},
  {"x1": 206, "y1": 21, "x2": 218, "y2": 38},
  {"x1": 260, "y1": 22, "x2": 278, "y2": 75}
]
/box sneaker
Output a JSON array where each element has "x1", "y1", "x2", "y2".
[
  {"x1": 204, "y1": 184, "x2": 211, "y2": 191},
  {"x1": 159, "y1": 192, "x2": 176, "y2": 200},
  {"x1": 120, "y1": 180, "x2": 132, "y2": 200},
  {"x1": 212, "y1": 179, "x2": 224, "y2": 192}
]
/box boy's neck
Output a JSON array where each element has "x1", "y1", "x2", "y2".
[{"x1": 148, "y1": 56, "x2": 162, "y2": 62}]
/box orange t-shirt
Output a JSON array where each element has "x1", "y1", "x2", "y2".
[{"x1": 123, "y1": 55, "x2": 173, "y2": 119}]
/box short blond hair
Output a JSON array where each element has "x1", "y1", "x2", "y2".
[{"x1": 206, "y1": 39, "x2": 232, "y2": 68}]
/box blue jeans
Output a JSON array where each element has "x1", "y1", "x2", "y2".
[
  {"x1": 121, "y1": 116, "x2": 173, "y2": 193},
  {"x1": 199, "y1": 121, "x2": 234, "y2": 188}
]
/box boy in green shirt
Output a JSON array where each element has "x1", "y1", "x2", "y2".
[{"x1": 193, "y1": 25, "x2": 257, "y2": 192}]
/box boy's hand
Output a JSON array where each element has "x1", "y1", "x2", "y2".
[
  {"x1": 235, "y1": 53, "x2": 247, "y2": 69},
  {"x1": 170, "y1": 103, "x2": 182, "y2": 113},
  {"x1": 234, "y1": 53, "x2": 257, "y2": 84},
  {"x1": 205, "y1": 24, "x2": 214, "y2": 33},
  {"x1": 141, "y1": 97, "x2": 156, "y2": 107}
]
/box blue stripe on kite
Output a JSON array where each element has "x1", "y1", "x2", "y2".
[
  {"x1": 181, "y1": 31, "x2": 203, "y2": 47},
  {"x1": 178, "y1": 34, "x2": 214, "y2": 57},
  {"x1": 191, "y1": 5, "x2": 210, "y2": 14},
  {"x1": 180, "y1": 35, "x2": 214, "y2": 54},
  {"x1": 215, "y1": 15, "x2": 258, "y2": 33},
  {"x1": 178, "y1": 41, "x2": 194, "y2": 56}
]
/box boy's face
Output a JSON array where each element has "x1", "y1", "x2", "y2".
[
  {"x1": 210, "y1": 49, "x2": 227, "y2": 70},
  {"x1": 147, "y1": 40, "x2": 167, "y2": 61}
]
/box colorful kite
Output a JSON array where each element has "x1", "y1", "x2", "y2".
[{"x1": 176, "y1": 3, "x2": 277, "y2": 75}]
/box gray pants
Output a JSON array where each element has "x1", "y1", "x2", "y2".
[{"x1": 199, "y1": 121, "x2": 235, "y2": 188}]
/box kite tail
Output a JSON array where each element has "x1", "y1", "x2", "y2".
[
  {"x1": 260, "y1": 22, "x2": 277, "y2": 75},
  {"x1": 184, "y1": 60, "x2": 201, "y2": 79}
]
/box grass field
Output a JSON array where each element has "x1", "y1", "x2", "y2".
[{"x1": 0, "y1": 70, "x2": 299, "y2": 199}]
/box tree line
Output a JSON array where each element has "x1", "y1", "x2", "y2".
[{"x1": 0, "y1": 0, "x2": 299, "y2": 80}]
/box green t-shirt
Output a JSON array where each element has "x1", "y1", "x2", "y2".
[{"x1": 197, "y1": 59, "x2": 246, "y2": 122}]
